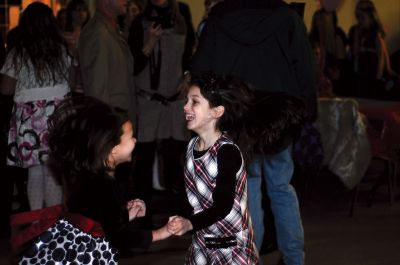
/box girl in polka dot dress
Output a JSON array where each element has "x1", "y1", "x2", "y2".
[{"x1": 11, "y1": 96, "x2": 171, "y2": 264}]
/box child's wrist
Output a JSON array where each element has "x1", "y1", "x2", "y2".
[{"x1": 152, "y1": 227, "x2": 170, "y2": 241}]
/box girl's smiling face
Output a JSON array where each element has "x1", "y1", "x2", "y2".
[{"x1": 183, "y1": 85, "x2": 221, "y2": 134}]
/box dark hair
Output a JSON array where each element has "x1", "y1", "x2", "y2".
[
  {"x1": 189, "y1": 72, "x2": 253, "y2": 139},
  {"x1": 56, "y1": 8, "x2": 67, "y2": 31},
  {"x1": 355, "y1": 0, "x2": 385, "y2": 37},
  {"x1": 129, "y1": 0, "x2": 144, "y2": 11},
  {"x1": 143, "y1": 0, "x2": 186, "y2": 35},
  {"x1": 65, "y1": 0, "x2": 90, "y2": 32},
  {"x1": 8, "y1": 2, "x2": 69, "y2": 86},
  {"x1": 48, "y1": 96, "x2": 130, "y2": 188}
]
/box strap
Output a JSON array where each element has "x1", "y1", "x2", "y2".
[{"x1": 10, "y1": 205, "x2": 66, "y2": 249}]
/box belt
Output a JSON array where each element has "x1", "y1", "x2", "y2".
[
  {"x1": 137, "y1": 89, "x2": 181, "y2": 105},
  {"x1": 204, "y1": 235, "x2": 237, "y2": 249}
]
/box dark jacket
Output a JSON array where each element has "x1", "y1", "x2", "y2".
[
  {"x1": 67, "y1": 174, "x2": 152, "y2": 255},
  {"x1": 191, "y1": 0, "x2": 317, "y2": 120}
]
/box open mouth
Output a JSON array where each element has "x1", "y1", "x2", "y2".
[{"x1": 185, "y1": 113, "x2": 195, "y2": 121}]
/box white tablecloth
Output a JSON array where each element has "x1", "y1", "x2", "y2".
[{"x1": 316, "y1": 98, "x2": 371, "y2": 189}]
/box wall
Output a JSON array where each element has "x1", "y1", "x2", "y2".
[
  {"x1": 182, "y1": 0, "x2": 400, "y2": 54},
  {"x1": 375, "y1": 0, "x2": 400, "y2": 54},
  {"x1": 5, "y1": 0, "x2": 399, "y2": 53}
]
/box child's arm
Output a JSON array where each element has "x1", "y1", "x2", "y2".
[
  {"x1": 186, "y1": 145, "x2": 239, "y2": 231},
  {"x1": 152, "y1": 225, "x2": 172, "y2": 241}
]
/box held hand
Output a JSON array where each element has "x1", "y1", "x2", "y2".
[
  {"x1": 127, "y1": 199, "x2": 146, "y2": 221},
  {"x1": 167, "y1": 216, "x2": 193, "y2": 236},
  {"x1": 131, "y1": 199, "x2": 146, "y2": 217},
  {"x1": 127, "y1": 205, "x2": 140, "y2": 221},
  {"x1": 167, "y1": 215, "x2": 178, "y2": 233}
]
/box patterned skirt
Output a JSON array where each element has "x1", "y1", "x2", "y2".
[{"x1": 7, "y1": 99, "x2": 60, "y2": 168}]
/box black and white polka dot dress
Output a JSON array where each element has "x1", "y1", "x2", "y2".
[{"x1": 18, "y1": 219, "x2": 117, "y2": 265}]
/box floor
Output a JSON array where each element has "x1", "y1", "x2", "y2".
[{"x1": 1, "y1": 169, "x2": 399, "y2": 265}]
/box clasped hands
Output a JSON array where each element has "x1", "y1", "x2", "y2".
[
  {"x1": 126, "y1": 199, "x2": 146, "y2": 221},
  {"x1": 166, "y1": 215, "x2": 193, "y2": 236},
  {"x1": 126, "y1": 199, "x2": 192, "y2": 237}
]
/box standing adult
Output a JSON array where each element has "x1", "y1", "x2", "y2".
[
  {"x1": 63, "y1": 0, "x2": 90, "y2": 52},
  {"x1": 62, "y1": 0, "x2": 90, "y2": 93},
  {"x1": 191, "y1": 1, "x2": 316, "y2": 264},
  {"x1": 129, "y1": 0, "x2": 194, "y2": 219},
  {"x1": 348, "y1": 0, "x2": 398, "y2": 98},
  {"x1": 79, "y1": 0, "x2": 136, "y2": 122},
  {"x1": 0, "y1": 2, "x2": 71, "y2": 210},
  {"x1": 309, "y1": 0, "x2": 350, "y2": 97}
]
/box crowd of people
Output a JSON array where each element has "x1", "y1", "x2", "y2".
[
  {"x1": 310, "y1": 0, "x2": 400, "y2": 99},
  {"x1": 0, "y1": 0, "x2": 399, "y2": 264}
]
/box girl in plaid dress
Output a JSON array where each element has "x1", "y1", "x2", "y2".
[{"x1": 168, "y1": 73, "x2": 259, "y2": 264}]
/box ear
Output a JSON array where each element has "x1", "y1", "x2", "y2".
[
  {"x1": 107, "y1": 145, "x2": 118, "y2": 162},
  {"x1": 110, "y1": 145, "x2": 119, "y2": 154},
  {"x1": 106, "y1": 146, "x2": 118, "y2": 169},
  {"x1": 213, "y1": 106, "x2": 225, "y2": 118}
]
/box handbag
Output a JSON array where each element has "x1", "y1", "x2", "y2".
[{"x1": 292, "y1": 122, "x2": 324, "y2": 171}]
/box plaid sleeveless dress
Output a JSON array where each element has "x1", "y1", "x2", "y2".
[{"x1": 184, "y1": 135, "x2": 259, "y2": 265}]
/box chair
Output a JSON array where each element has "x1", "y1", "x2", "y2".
[{"x1": 349, "y1": 117, "x2": 396, "y2": 217}]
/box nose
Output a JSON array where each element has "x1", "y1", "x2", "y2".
[{"x1": 183, "y1": 102, "x2": 189, "y2": 112}]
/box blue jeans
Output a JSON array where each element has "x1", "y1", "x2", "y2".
[{"x1": 247, "y1": 145, "x2": 304, "y2": 265}]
